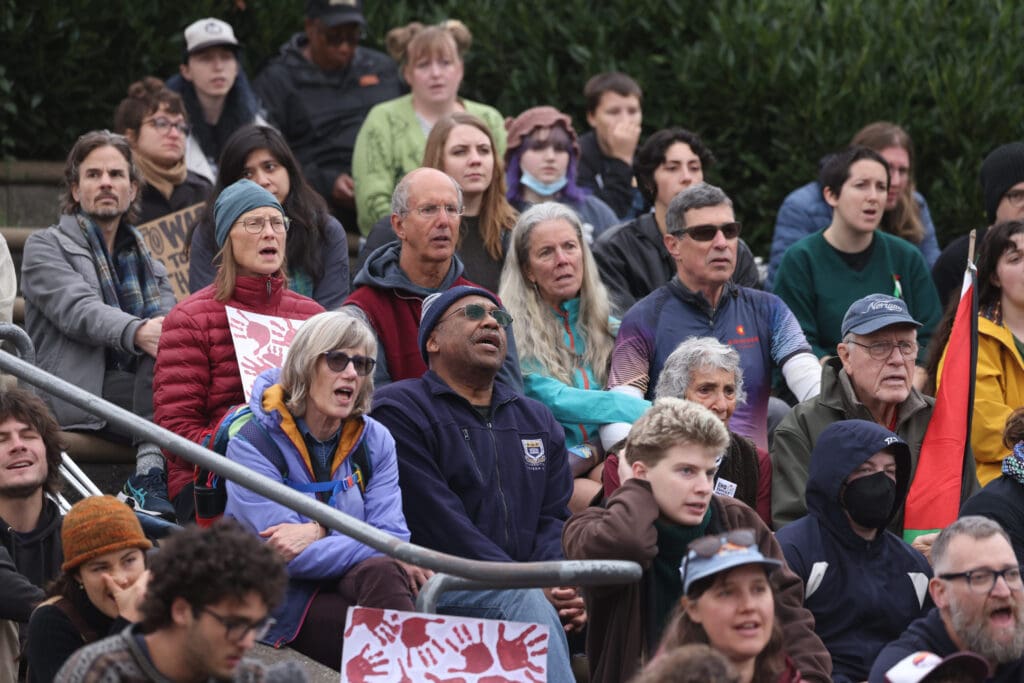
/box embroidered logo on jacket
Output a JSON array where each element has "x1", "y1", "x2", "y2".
[{"x1": 522, "y1": 439, "x2": 546, "y2": 468}]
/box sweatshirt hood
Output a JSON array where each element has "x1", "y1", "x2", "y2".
[
  {"x1": 352, "y1": 241, "x2": 465, "y2": 294},
  {"x1": 806, "y1": 419, "x2": 911, "y2": 542}
]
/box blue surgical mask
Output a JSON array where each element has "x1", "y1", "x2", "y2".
[{"x1": 520, "y1": 170, "x2": 568, "y2": 197}]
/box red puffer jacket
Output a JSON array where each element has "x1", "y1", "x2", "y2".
[{"x1": 154, "y1": 274, "x2": 324, "y2": 502}]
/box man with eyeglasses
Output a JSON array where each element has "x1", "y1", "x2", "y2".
[
  {"x1": 605, "y1": 182, "x2": 821, "y2": 454},
  {"x1": 371, "y1": 285, "x2": 582, "y2": 683},
  {"x1": 22, "y1": 130, "x2": 177, "y2": 519},
  {"x1": 771, "y1": 294, "x2": 979, "y2": 529},
  {"x1": 776, "y1": 420, "x2": 933, "y2": 683},
  {"x1": 255, "y1": 0, "x2": 402, "y2": 236},
  {"x1": 56, "y1": 520, "x2": 305, "y2": 682},
  {"x1": 869, "y1": 516, "x2": 1024, "y2": 682},
  {"x1": 933, "y1": 142, "x2": 1024, "y2": 308},
  {"x1": 346, "y1": 167, "x2": 522, "y2": 389}
]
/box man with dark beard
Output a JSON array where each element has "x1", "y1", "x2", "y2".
[
  {"x1": 0, "y1": 388, "x2": 66, "y2": 680},
  {"x1": 870, "y1": 516, "x2": 1024, "y2": 682}
]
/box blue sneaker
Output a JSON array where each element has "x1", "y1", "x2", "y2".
[{"x1": 118, "y1": 468, "x2": 176, "y2": 521}]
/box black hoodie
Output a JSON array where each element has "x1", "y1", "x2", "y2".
[
  {"x1": 776, "y1": 419, "x2": 933, "y2": 683},
  {"x1": 0, "y1": 497, "x2": 63, "y2": 591}
]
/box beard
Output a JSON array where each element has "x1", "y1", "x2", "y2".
[
  {"x1": 0, "y1": 478, "x2": 45, "y2": 499},
  {"x1": 951, "y1": 594, "x2": 1024, "y2": 664}
]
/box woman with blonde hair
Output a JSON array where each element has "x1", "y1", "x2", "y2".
[
  {"x1": 352, "y1": 20, "x2": 506, "y2": 234},
  {"x1": 358, "y1": 112, "x2": 516, "y2": 291},
  {"x1": 225, "y1": 310, "x2": 422, "y2": 670},
  {"x1": 499, "y1": 202, "x2": 649, "y2": 511}
]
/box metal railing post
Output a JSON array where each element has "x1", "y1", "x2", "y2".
[{"x1": 0, "y1": 331, "x2": 641, "y2": 592}]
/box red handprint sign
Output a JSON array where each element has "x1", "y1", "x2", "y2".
[
  {"x1": 225, "y1": 307, "x2": 307, "y2": 401},
  {"x1": 341, "y1": 607, "x2": 548, "y2": 682}
]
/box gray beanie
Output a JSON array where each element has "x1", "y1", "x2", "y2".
[{"x1": 213, "y1": 179, "x2": 284, "y2": 248}]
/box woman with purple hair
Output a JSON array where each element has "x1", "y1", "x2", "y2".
[{"x1": 505, "y1": 106, "x2": 618, "y2": 245}]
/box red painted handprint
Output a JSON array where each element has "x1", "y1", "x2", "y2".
[
  {"x1": 344, "y1": 607, "x2": 398, "y2": 647},
  {"x1": 344, "y1": 643, "x2": 388, "y2": 683},
  {"x1": 495, "y1": 623, "x2": 547, "y2": 674},
  {"x1": 424, "y1": 674, "x2": 467, "y2": 683},
  {"x1": 479, "y1": 674, "x2": 544, "y2": 683},
  {"x1": 445, "y1": 622, "x2": 494, "y2": 674},
  {"x1": 396, "y1": 614, "x2": 446, "y2": 667}
]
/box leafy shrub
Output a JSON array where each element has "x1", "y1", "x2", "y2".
[{"x1": 3, "y1": 0, "x2": 1023, "y2": 254}]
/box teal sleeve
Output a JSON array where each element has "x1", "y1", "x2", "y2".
[
  {"x1": 902, "y1": 251, "x2": 942, "y2": 364},
  {"x1": 773, "y1": 245, "x2": 829, "y2": 358},
  {"x1": 523, "y1": 371, "x2": 651, "y2": 428}
]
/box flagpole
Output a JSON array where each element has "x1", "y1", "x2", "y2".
[{"x1": 968, "y1": 229, "x2": 976, "y2": 264}]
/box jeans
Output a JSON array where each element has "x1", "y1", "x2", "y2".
[{"x1": 436, "y1": 587, "x2": 574, "y2": 683}]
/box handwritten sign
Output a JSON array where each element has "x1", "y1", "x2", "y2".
[
  {"x1": 341, "y1": 607, "x2": 548, "y2": 683},
  {"x1": 137, "y1": 202, "x2": 205, "y2": 301},
  {"x1": 225, "y1": 306, "x2": 307, "y2": 401}
]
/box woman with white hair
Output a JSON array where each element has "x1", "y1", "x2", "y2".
[
  {"x1": 224, "y1": 310, "x2": 425, "y2": 671},
  {"x1": 499, "y1": 202, "x2": 650, "y2": 512},
  {"x1": 654, "y1": 337, "x2": 771, "y2": 524}
]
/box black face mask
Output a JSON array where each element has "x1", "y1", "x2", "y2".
[{"x1": 841, "y1": 471, "x2": 896, "y2": 529}]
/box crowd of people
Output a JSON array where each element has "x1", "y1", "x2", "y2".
[{"x1": 5, "y1": 1, "x2": 1024, "y2": 681}]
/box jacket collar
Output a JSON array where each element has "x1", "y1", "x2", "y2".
[
  {"x1": 232, "y1": 272, "x2": 286, "y2": 308},
  {"x1": 422, "y1": 369, "x2": 518, "y2": 410},
  {"x1": 667, "y1": 276, "x2": 738, "y2": 316},
  {"x1": 820, "y1": 356, "x2": 931, "y2": 428}
]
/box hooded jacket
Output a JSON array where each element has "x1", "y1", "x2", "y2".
[
  {"x1": 346, "y1": 242, "x2": 522, "y2": 389},
  {"x1": 254, "y1": 33, "x2": 403, "y2": 201},
  {"x1": 776, "y1": 419, "x2": 932, "y2": 683},
  {"x1": 154, "y1": 274, "x2": 324, "y2": 503},
  {"x1": 771, "y1": 357, "x2": 980, "y2": 529},
  {"x1": 224, "y1": 368, "x2": 410, "y2": 646}
]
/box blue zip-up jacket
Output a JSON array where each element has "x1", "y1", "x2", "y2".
[
  {"x1": 522, "y1": 298, "x2": 650, "y2": 451},
  {"x1": 224, "y1": 368, "x2": 411, "y2": 647},
  {"x1": 776, "y1": 419, "x2": 932, "y2": 683},
  {"x1": 371, "y1": 370, "x2": 572, "y2": 563}
]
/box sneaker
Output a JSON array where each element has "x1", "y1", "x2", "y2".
[{"x1": 118, "y1": 468, "x2": 176, "y2": 521}]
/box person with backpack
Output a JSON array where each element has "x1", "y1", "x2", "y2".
[{"x1": 223, "y1": 310, "x2": 424, "y2": 671}]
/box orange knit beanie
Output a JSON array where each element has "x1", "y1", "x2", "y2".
[{"x1": 61, "y1": 495, "x2": 152, "y2": 572}]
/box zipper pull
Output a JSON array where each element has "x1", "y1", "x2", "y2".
[{"x1": 266, "y1": 276, "x2": 272, "y2": 298}]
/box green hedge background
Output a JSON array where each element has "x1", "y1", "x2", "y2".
[{"x1": 3, "y1": 1, "x2": 1023, "y2": 255}]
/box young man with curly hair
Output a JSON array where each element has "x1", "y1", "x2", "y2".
[{"x1": 55, "y1": 521, "x2": 296, "y2": 682}]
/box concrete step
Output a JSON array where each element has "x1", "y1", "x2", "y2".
[{"x1": 0, "y1": 161, "x2": 62, "y2": 227}]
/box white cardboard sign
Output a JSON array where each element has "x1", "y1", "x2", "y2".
[
  {"x1": 341, "y1": 607, "x2": 548, "y2": 683},
  {"x1": 225, "y1": 306, "x2": 307, "y2": 401}
]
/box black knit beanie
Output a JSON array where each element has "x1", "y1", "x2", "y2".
[{"x1": 980, "y1": 142, "x2": 1024, "y2": 224}]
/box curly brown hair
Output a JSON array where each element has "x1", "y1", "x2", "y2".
[
  {"x1": 138, "y1": 520, "x2": 287, "y2": 632},
  {"x1": 0, "y1": 388, "x2": 64, "y2": 496}
]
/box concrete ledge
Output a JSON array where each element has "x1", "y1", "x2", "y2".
[
  {"x1": 0, "y1": 160, "x2": 63, "y2": 184},
  {"x1": 60, "y1": 431, "x2": 135, "y2": 464}
]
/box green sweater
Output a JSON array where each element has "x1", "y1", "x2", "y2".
[
  {"x1": 772, "y1": 229, "x2": 941, "y2": 363},
  {"x1": 352, "y1": 93, "x2": 506, "y2": 234}
]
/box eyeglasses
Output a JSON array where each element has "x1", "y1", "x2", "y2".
[
  {"x1": 681, "y1": 529, "x2": 758, "y2": 590},
  {"x1": 1005, "y1": 189, "x2": 1024, "y2": 208},
  {"x1": 317, "y1": 21, "x2": 362, "y2": 46},
  {"x1": 845, "y1": 339, "x2": 918, "y2": 361},
  {"x1": 323, "y1": 350, "x2": 376, "y2": 376},
  {"x1": 671, "y1": 221, "x2": 742, "y2": 242},
  {"x1": 235, "y1": 215, "x2": 290, "y2": 234},
  {"x1": 407, "y1": 203, "x2": 465, "y2": 219},
  {"x1": 144, "y1": 117, "x2": 190, "y2": 136},
  {"x1": 200, "y1": 608, "x2": 275, "y2": 642},
  {"x1": 938, "y1": 566, "x2": 1024, "y2": 594},
  {"x1": 440, "y1": 303, "x2": 513, "y2": 327}
]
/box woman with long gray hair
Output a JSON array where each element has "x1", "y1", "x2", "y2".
[{"x1": 499, "y1": 202, "x2": 650, "y2": 512}]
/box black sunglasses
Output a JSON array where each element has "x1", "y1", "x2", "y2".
[
  {"x1": 671, "y1": 221, "x2": 742, "y2": 242},
  {"x1": 440, "y1": 303, "x2": 513, "y2": 327},
  {"x1": 323, "y1": 351, "x2": 376, "y2": 376}
]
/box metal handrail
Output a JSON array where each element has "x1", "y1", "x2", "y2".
[{"x1": 0, "y1": 324, "x2": 640, "y2": 590}]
